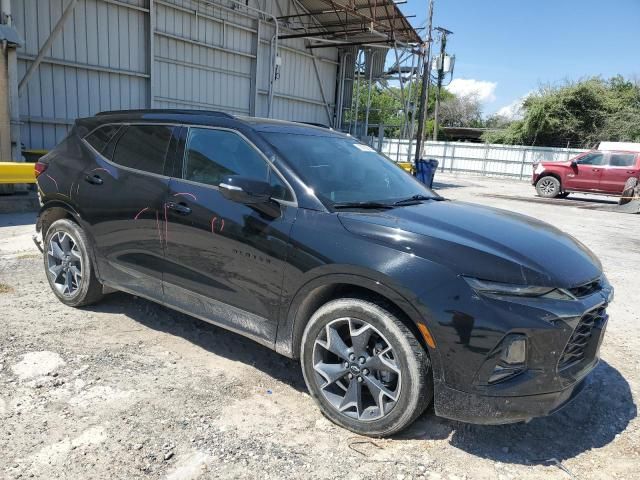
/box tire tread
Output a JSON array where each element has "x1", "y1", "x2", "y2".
[{"x1": 301, "y1": 297, "x2": 433, "y2": 437}]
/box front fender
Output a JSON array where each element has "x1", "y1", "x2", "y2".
[{"x1": 275, "y1": 268, "x2": 444, "y2": 383}]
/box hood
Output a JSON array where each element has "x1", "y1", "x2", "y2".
[
  {"x1": 540, "y1": 161, "x2": 572, "y2": 167},
  {"x1": 338, "y1": 200, "x2": 601, "y2": 288}
]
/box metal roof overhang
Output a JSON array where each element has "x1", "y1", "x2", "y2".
[{"x1": 277, "y1": 0, "x2": 422, "y2": 48}]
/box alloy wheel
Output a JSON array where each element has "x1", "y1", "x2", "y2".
[
  {"x1": 47, "y1": 231, "x2": 83, "y2": 297},
  {"x1": 539, "y1": 178, "x2": 557, "y2": 195},
  {"x1": 312, "y1": 318, "x2": 401, "y2": 421}
]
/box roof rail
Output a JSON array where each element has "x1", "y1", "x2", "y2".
[{"x1": 96, "y1": 109, "x2": 235, "y2": 118}]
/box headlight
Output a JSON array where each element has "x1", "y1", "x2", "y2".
[{"x1": 463, "y1": 277, "x2": 573, "y2": 300}]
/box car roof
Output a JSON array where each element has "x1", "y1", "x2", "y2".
[
  {"x1": 587, "y1": 149, "x2": 639, "y2": 155},
  {"x1": 77, "y1": 109, "x2": 345, "y2": 138}
]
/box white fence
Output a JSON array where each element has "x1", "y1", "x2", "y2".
[{"x1": 380, "y1": 139, "x2": 587, "y2": 179}]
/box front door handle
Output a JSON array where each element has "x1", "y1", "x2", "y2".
[
  {"x1": 166, "y1": 201, "x2": 192, "y2": 215},
  {"x1": 84, "y1": 174, "x2": 103, "y2": 185},
  {"x1": 591, "y1": 168, "x2": 600, "y2": 172}
]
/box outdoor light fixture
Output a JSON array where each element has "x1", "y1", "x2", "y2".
[
  {"x1": 501, "y1": 335, "x2": 527, "y2": 365},
  {"x1": 463, "y1": 277, "x2": 574, "y2": 300},
  {"x1": 488, "y1": 335, "x2": 527, "y2": 384}
]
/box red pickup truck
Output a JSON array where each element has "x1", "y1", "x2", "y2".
[{"x1": 532, "y1": 149, "x2": 640, "y2": 200}]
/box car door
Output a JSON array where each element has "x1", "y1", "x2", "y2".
[
  {"x1": 599, "y1": 152, "x2": 639, "y2": 194},
  {"x1": 564, "y1": 151, "x2": 605, "y2": 191},
  {"x1": 162, "y1": 126, "x2": 297, "y2": 346},
  {"x1": 77, "y1": 123, "x2": 175, "y2": 300}
]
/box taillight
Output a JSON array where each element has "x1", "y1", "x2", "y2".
[{"x1": 34, "y1": 161, "x2": 48, "y2": 177}]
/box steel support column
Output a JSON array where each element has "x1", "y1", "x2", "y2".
[
  {"x1": 148, "y1": 0, "x2": 155, "y2": 108},
  {"x1": 250, "y1": 20, "x2": 262, "y2": 116}
]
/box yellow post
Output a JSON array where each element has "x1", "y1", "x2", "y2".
[{"x1": 0, "y1": 162, "x2": 36, "y2": 184}]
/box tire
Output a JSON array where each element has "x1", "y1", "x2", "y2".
[
  {"x1": 300, "y1": 298, "x2": 433, "y2": 437},
  {"x1": 535, "y1": 176, "x2": 561, "y2": 198},
  {"x1": 43, "y1": 218, "x2": 104, "y2": 307},
  {"x1": 619, "y1": 177, "x2": 638, "y2": 206}
]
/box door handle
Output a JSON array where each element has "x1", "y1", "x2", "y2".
[
  {"x1": 84, "y1": 174, "x2": 103, "y2": 185},
  {"x1": 627, "y1": 171, "x2": 636, "y2": 174},
  {"x1": 591, "y1": 168, "x2": 600, "y2": 172},
  {"x1": 166, "y1": 201, "x2": 192, "y2": 215}
]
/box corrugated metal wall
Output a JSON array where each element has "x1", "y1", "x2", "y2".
[{"x1": 12, "y1": 0, "x2": 338, "y2": 150}]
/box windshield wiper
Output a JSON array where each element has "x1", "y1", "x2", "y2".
[
  {"x1": 393, "y1": 194, "x2": 442, "y2": 205},
  {"x1": 333, "y1": 201, "x2": 394, "y2": 209}
]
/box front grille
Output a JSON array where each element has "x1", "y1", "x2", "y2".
[
  {"x1": 568, "y1": 278, "x2": 601, "y2": 298},
  {"x1": 558, "y1": 306, "x2": 606, "y2": 370}
]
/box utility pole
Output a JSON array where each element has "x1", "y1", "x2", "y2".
[
  {"x1": 413, "y1": 0, "x2": 434, "y2": 165},
  {"x1": 433, "y1": 27, "x2": 453, "y2": 141}
]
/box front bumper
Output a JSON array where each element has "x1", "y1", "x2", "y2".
[
  {"x1": 424, "y1": 276, "x2": 612, "y2": 424},
  {"x1": 434, "y1": 376, "x2": 587, "y2": 424}
]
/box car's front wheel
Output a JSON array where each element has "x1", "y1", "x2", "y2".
[
  {"x1": 536, "y1": 176, "x2": 561, "y2": 198},
  {"x1": 301, "y1": 298, "x2": 432, "y2": 437},
  {"x1": 44, "y1": 219, "x2": 104, "y2": 307}
]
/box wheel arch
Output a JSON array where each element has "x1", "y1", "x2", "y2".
[
  {"x1": 276, "y1": 273, "x2": 437, "y2": 365},
  {"x1": 536, "y1": 171, "x2": 563, "y2": 187},
  {"x1": 37, "y1": 201, "x2": 102, "y2": 281},
  {"x1": 37, "y1": 201, "x2": 82, "y2": 237}
]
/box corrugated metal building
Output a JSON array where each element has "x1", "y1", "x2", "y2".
[{"x1": 0, "y1": 0, "x2": 420, "y2": 154}]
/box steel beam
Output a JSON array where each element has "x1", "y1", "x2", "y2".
[
  {"x1": 306, "y1": 39, "x2": 391, "y2": 49},
  {"x1": 258, "y1": 90, "x2": 335, "y2": 108},
  {"x1": 277, "y1": 1, "x2": 408, "y2": 18},
  {"x1": 250, "y1": 20, "x2": 261, "y2": 115},
  {"x1": 154, "y1": 31, "x2": 256, "y2": 58},
  {"x1": 149, "y1": 0, "x2": 155, "y2": 108},
  {"x1": 18, "y1": 0, "x2": 78, "y2": 95},
  {"x1": 153, "y1": 96, "x2": 250, "y2": 114},
  {"x1": 17, "y1": 54, "x2": 150, "y2": 78},
  {"x1": 278, "y1": 28, "x2": 369, "y2": 40},
  {"x1": 289, "y1": 14, "x2": 415, "y2": 30},
  {"x1": 101, "y1": 0, "x2": 149, "y2": 12}
]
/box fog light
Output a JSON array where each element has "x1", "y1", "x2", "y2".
[
  {"x1": 488, "y1": 335, "x2": 527, "y2": 384},
  {"x1": 501, "y1": 336, "x2": 527, "y2": 365}
]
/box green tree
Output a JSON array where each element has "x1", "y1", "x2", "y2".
[
  {"x1": 483, "y1": 76, "x2": 640, "y2": 147},
  {"x1": 345, "y1": 80, "x2": 455, "y2": 137}
]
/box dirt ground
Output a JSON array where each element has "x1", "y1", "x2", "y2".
[{"x1": 0, "y1": 174, "x2": 638, "y2": 480}]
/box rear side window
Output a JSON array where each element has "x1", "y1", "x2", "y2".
[
  {"x1": 184, "y1": 128, "x2": 268, "y2": 186},
  {"x1": 577, "y1": 153, "x2": 605, "y2": 165},
  {"x1": 112, "y1": 125, "x2": 173, "y2": 175},
  {"x1": 84, "y1": 124, "x2": 121, "y2": 154},
  {"x1": 608, "y1": 153, "x2": 636, "y2": 167}
]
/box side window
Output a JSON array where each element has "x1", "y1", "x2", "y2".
[
  {"x1": 577, "y1": 153, "x2": 605, "y2": 166},
  {"x1": 84, "y1": 124, "x2": 121, "y2": 154},
  {"x1": 112, "y1": 125, "x2": 173, "y2": 175},
  {"x1": 184, "y1": 128, "x2": 268, "y2": 186},
  {"x1": 269, "y1": 168, "x2": 294, "y2": 201},
  {"x1": 608, "y1": 153, "x2": 636, "y2": 167}
]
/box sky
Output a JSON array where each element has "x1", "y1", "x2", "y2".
[{"x1": 397, "y1": 0, "x2": 640, "y2": 117}]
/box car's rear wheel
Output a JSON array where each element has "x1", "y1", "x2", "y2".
[
  {"x1": 536, "y1": 176, "x2": 561, "y2": 198},
  {"x1": 44, "y1": 219, "x2": 103, "y2": 307},
  {"x1": 301, "y1": 298, "x2": 432, "y2": 437},
  {"x1": 620, "y1": 177, "x2": 638, "y2": 206}
]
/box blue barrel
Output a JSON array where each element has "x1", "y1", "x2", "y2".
[{"x1": 415, "y1": 159, "x2": 439, "y2": 188}]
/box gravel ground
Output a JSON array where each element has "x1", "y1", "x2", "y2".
[{"x1": 0, "y1": 174, "x2": 638, "y2": 480}]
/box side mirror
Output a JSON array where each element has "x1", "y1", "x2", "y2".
[
  {"x1": 219, "y1": 175, "x2": 281, "y2": 217},
  {"x1": 570, "y1": 160, "x2": 578, "y2": 167}
]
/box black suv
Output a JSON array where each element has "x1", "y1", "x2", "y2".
[{"x1": 35, "y1": 109, "x2": 613, "y2": 437}]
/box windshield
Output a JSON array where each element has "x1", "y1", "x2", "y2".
[{"x1": 261, "y1": 132, "x2": 437, "y2": 206}]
